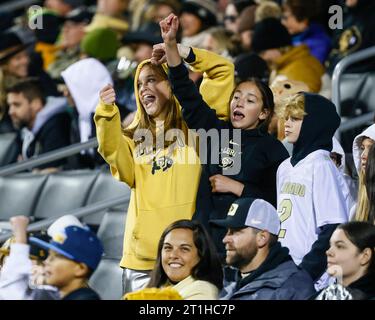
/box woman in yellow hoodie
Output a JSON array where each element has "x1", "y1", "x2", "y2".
[{"x1": 94, "y1": 46, "x2": 233, "y2": 294}]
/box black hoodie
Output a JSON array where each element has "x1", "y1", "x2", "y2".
[
  {"x1": 288, "y1": 93, "x2": 343, "y2": 281},
  {"x1": 168, "y1": 62, "x2": 289, "y2": 258},
  {"x1": 291, "y1": 92, "x2": 340, "y2": 166}
]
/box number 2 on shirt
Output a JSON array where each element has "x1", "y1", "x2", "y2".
[{"x1": 278, "y1": 199, "x2": 292, "y2": 238}]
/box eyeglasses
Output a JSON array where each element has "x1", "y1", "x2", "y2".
[{"x1": 224, "y1": 15, "x2": 238, "y2": 22}]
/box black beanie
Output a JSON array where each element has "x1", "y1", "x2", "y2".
[
  {"x1": 234, "y1": 53, "x2": 269, "y2": 82},
  {"x1": 251, "y1": 17, "x2": 292, "y2": 53}
]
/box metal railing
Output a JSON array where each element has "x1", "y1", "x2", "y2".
[
  {"x1": 0, "y1": 138, "x2": 98, "y2": 177},
  {"x1": 0, "y1": 196, "x2": 127, "y2": 243},
  {"x1": 0, "y1": 0, "x2": 40, "y2": 12},
  {"x1": 332, "y1": 46, "x2": 375, "y2": 136}
]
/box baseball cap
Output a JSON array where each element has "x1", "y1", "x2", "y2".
[
  {"x1": 30, "y1": 225, "x2": 103, "y2": 271},
  {"x1": 210, "y1": 198, "x2": 281, "y2": 235},
  {"x1": 64, "y1": 7, "x2": 93, "y2": 24}
]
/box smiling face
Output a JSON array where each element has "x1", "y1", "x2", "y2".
[
  {"x1": 230, "y1": 81, "x2": 269, "y2": 130},
  {"x1": 4, "y1": 50, "x2": 30, "y2": 78},
  {"x1": 161, "y1": 228, "x2": 200, "y2": 283},
  {"x1": 326, "y1": 229, "x2": 370, "y2": 286},
  {"x1": 137, "y1": 64, "x2": 171, "y2": 121},
  {"x1": 360, "y1": 137, "x2": 375, "y2": 171}
]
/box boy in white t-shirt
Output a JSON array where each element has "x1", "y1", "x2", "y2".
[{"x1": 276, "y1": 92, "x2": 349, "y2": 282}]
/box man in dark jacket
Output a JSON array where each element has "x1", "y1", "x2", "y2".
[
  {"x1": 211, "y1": 197, "x2": 316, "y2": 300},
  {"x1": 7, "y1": 79, "x2": 71, "y2": 169}
]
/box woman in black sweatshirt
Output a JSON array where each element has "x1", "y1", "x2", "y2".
[{"x1": 154, "y1": 14, "x2": 289, "y2": 258}]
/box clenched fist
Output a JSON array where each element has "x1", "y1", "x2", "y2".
[{"x1": 100, "y1": 84, "x2": 116, "y2": 105}]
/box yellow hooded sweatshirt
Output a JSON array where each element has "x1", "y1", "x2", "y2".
[
  {"x1": 272, "y1": 44, "x2": 324, "y2": 93},
  {"x1": 94, "y1": 48, "x2": 234, "y2": 270}
]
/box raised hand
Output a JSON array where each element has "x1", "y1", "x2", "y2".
[
  {"x1": 151, "y1": 43, "x2": 167, "y2": 65},
  {"x1": 159, "y1": 13, "x2": 179, "y2": 45},
  {"x1": 10, "y1": 215, "x2": 29, "y2": 244},
  {"x1": 100, "y1": 84, "x2": 116, "y2": 105}
]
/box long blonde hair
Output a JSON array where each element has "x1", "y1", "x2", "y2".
[
  {"x1": 354, "y1": 169, "x2": 369, "y2": 222},
  {"x1": 122, "y1": 62, "x2": 188, "y2": 149}
]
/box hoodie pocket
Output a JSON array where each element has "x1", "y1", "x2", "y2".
[{"x1": 132, "y1": 203, "x2": 194, "y2": 260}]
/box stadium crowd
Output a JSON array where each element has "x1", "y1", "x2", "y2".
[{"x1": 0, "y1": 0, "x2": 374, "y2": 300}]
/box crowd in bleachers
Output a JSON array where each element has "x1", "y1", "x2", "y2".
[{"x1": 0, "y1": 0, "x2": 375, "y2": 301}]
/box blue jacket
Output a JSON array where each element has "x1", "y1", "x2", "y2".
[
  {"x1": 292, "y1": 23, "x2": 331, "y2": 65},
  {"x1": 221, "y1": 243, "x2": 316, "y2": 300}
]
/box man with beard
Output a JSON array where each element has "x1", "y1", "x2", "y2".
[
  {"x1": 210, "y1": 197, "x2": 315, "y2": 300},
  {"x1": 7, "y1": 79, "x2": 71, "y2": 169}
]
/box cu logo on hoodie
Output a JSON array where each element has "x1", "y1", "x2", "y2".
[{"x1": 151, "y1": 156, "x2": 174, "y2": 175}]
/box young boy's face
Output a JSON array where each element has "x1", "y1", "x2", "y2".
[
  {"x1": 44, "y1": 250, "x2": 80, "y2": 289},
  {"x1": 284, "y1": 116, "x2": 303, "y2": 144}
]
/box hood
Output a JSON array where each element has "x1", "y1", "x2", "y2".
[
  {"x1": 332, "y1": 136, "x2": 346, "y2": 173},
  {"x1": 291, "y1": 93, "x2": 340, "y2": 166},
  {"x1": 32, "y1": 96, "x2": 68, "y2": 135},
  {"x1": 61, "y1": 58, "x2": 113, "y2": 142},
  {"x1": 352, "y1": 124, "x2": 375, "y2": 174},
  {"x1": 127, "y1": 59, "x2": 182, "y2": 130}
]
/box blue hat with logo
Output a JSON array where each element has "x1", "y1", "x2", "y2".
[{"x1": 29, "y1": 226, "x2": 103, "y2": 270}]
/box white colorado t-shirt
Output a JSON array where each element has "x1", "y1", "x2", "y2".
[{"x1": 277, "y1": 150, "x2": 349, "y2": 264}]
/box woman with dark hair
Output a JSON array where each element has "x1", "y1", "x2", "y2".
[
  {"x1": 365, "y1": 144, "x2": 375, "y2": 224},
  {"x1": 315, "y1": 221, "x2": 375, "y2": 300},
  {"x1": 146, "y1": 219, "x2": 223, "y2": 299},
  {"x1": 154, "y1": 14, "x2": 289, "y2": 259}
]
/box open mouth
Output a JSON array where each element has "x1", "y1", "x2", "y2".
[
  {"x1": 142, "y1": 94, "x2": 156, "y2": 107},
  {"x1": 232, "y1": 110, "x2": 245, "y2": 121}
]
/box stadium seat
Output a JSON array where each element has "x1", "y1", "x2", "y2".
[
  {"x1": 83, "y1": 172, "x2": 130, "y2": 225},
  {"x1": 33, "y1": 170, "x2": 99, "y2": 220},
  {"x1": 340, "y1": 72, "x2": 375, "y2": 117},
  {"x1": 89, "y1": 258, "x2": 123, "y2": 300},
  {"x1": 339, "y1": 72, "x2": 375, "y2": 152},
  {"x1": 0, "y1": 173, "x2": 48, "y2": 220},
  {"x1": 97, "y1": 210, "x2": 125, "y2": 259},
  {"x1": 0, "y1": 133, "x2": 19, "y2": 167}
]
